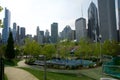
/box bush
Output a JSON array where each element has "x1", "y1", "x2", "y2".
[
  {"x1": 4, "y1": 59, "x2": 18, "y2": 66},
  {"x1": 25, "y1": 58, "x2": 35, "y2": 65},
  {"x1": 89, "y1": 64, "x2": 94, "y2": 68},
  {"x1": 113, "y1": 57, "x2": 120, "y2": 65}
]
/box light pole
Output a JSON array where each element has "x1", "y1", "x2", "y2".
[
  {"x1": 99, "y1": 34, "x2": 103, "y2": 77},
  {"x1": 99, "y1": 35, "x2": 102, "y2": 62},
  {"x1": 39, "y1": 55, "x2": 46, "y2": 80}
]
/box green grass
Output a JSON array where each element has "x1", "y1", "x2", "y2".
[
  {"x1": 4, "y1": 59, "x2": 20, "y2": 66},
  {"x1": 20, "y1": 67, "x2": 94, "y2": 80},
  {"x1": 4, "y1": 74, "x2": 8, "y2": 80}
]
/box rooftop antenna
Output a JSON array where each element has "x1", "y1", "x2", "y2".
[{"x1": 81, "y1": 4, "x2": 83, "y2": 17}]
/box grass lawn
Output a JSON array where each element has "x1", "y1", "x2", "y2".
[
  {"x1": 4, "y1": 74, "x2": 8, "y2": 80},
  {"x1": 4, "y1": 59, "x2": 20, "y2": 66},
  {"x1": 20, "y1": 67, "x2": 95, "y2": 80}
]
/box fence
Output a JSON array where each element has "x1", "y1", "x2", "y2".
[{"x1": 103, "y1": 61, "x2": 120, "y2": 78}]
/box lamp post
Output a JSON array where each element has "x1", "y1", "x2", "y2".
[
  {"x1": 99, "y1": 34, "x2": 103, "y2": 77},
  {"x1": 99, "y1": 35, "x2": 102, "y2": 62},
  {"x1": 39, "y1": 55, "x2": 46, "y2": 80}
]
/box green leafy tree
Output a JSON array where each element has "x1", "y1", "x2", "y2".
[
  {"x1": 24, "y1": 38, "x2": 41, "y2": 58},
  {"x1": 5, "y1": 32, "x2": 15, "y2": 60},
  {"x1": 42, "y1": 44, "x2": 56, "y2": 59},
  {"x1": 92, "y1": 42, "x2": 101, "y2": 57},
  {"x1": 102, "y1": 40, "x2": 120, "y2": 56},
  {"x1": 0, "y1": 45, "x2": 6, "y2": 57},
  {"x1": 0, "y1": 6, "x2": 3, "y2": 28}
]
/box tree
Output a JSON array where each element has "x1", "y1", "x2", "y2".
[
  {"x1": 102, "y1": 40, "x2": 120, "y2": 56},
  {"x1": 5, "y1": 32, "x2": 15, "y2": 60},
  {"x1": 0, "y1": 6, "x2": 3, "y2": 28},
  {"x1": 23, "y1": 38, "x2": 41, "y2": 58},
  {"x1": 42, "y1": 44, "x2": 56, "y2": 59},
  {"x1": 0, "y1": 45, "x2": 6, "y2": 57}
]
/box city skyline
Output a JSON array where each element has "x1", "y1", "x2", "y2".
[{"x1": 0, "y1": 0, "x2": 97, "y2": 36}]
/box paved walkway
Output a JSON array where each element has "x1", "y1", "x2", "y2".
[
  {"x1": 17, "y1": 59, "x2": 30, "y2": 67},
  {"x1": 5, "y1": 67, "x2": 39, "y2": 80}
]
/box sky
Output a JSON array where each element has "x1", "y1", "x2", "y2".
[{"x1": 0, "y1": 0, "x2": 97, "y2": 36}]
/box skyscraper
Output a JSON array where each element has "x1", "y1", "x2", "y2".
[
  {"x1": 36, "y1": 26, "x2": 39, "y2": 37},
  {"x1": 36, "y1": 26, "x2": 43, "y2": 44},
  {"x1": 40, "y1": 31, "x2": 44, "y2": 44},
  {"x1": 51, "y1": 23, "x2": 58, "y2": 43},
  {"x1": 12, "y1": 22, "x2": 17, "y2": 41},
  {"x1": 98, "y1": 0, "x2": 117, "y2": 42},
  {"x1": 2, "y1": 8, "x2": 11, "y2": 43},
  {"x1": 75, "y1": 18, "x2": 86, "y2": 42},
  {"x1": 16, "y1": 26, "x2": 20, "y2": 44},
  {"x1": 19, "y1": 27, "x2": 25, "y2": 45},
  {"x1": 61, "y1": 25, "x2": 72, "y2": 40},
  {"x1": 20, "y1": 27, "x2": 26, "y2": 39},
  {"x1": 45, "y1": 29, "x2": 50, "y2": 37},
  {"x1": 45, "y1": 29, "x2": 50, "y2": 43},
  {"x1": 88, "y1": 2, "x2": 99, "y2": 42},
  {"x1": 69, "y1": 30, "x2": 76, "y2": 41}
]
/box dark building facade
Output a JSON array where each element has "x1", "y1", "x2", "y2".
[
  {"x1": 98, "y1": 0, "x2": 117, "y2": 42},
  {"x1": 88, "y1": 2, "x2": 99, "y2": 42},
  {"x1": 2, "y1": 8, "x2": 11, "y2": 44},
  {"x1": 51, "y1": 23, "x2": 58, "y2": 43}
]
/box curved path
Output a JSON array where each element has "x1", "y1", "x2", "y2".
[{"x1": 5, "y1": 67, "x2": 39, "y2": 80}]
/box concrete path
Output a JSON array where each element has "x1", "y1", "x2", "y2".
[
  {"x1": 5, "y1": 67, "x2": 39, "y2": 80},
  {"x1": 17, "y1": 59, "x2": 30, "y2": 67}
]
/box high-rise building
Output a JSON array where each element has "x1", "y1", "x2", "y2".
[
  {"x1": 40, "y1": 31, "x2": 44, "y2": 44},
  {"x1": 36, "y1": 26, "x2": 43, "y2": 44},
  {"x1": 98, "y1": 0, "x2": 117, "y2": 42},
  {"x1": 70, "y1": 30, "x2": 76, "y2": 41},
  {"x1": 20, "y1": 27, "x2": 26, "y2": 39},
  {"x1": 51, "y1": 23, "x2": 58, "y2": 43},
  {"x1": 2, "y1": 8, "x2": 11, "y2": 43},
  {"x1": 75, "y1": 18, "x2": 86, "y2": 42},
  {"x1": 36, "y1": 26, "x2": 39, "y2": 37},
  {"x1": 45, "y1": 29, "x2": 50, "y2": 37},
  {"x1": 19, "y1": 27, "x2": 25, "y2": 45},
  {"x1": 16, "y1": 26, "x2": 20, "y2": 44},
  {"x1": 61, "y1": 25, "x2": 72, "y2": 40},
  {"x1": 12, "y1": 22, "x2": 17, "y2": 41},
  {"x1": 40, "y1": 31, "x2": 44, "y2": 36},
  {"x1": 45, "y1": 29, "x2": 50, "y2": 43},
  {"x1": 88, "y1": 2, "x2": 99, "y2": 42}
]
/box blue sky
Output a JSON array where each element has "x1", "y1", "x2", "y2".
[{"x1": 0, "y1": 0, "x2": 97, "y2": 36}]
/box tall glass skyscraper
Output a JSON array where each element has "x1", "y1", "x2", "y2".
[
  {"x1": 51, "y1": 23, "x2": 58, "y2": 43},
  {"x1": 88, "y1": 2, "x2": 99, "y2": 42},
  {"x1": 98, "y1": 0, "x2": 117, "y2": 42},
  {"x1": 20, "y1": 27, "x2": 26, "y2": 39},
  {"x1": 2, "y1": 8, "x2": 11, "y2": 43},
  {"x1": 75, "y1": 18, "x2": 86, "y2": 42}
]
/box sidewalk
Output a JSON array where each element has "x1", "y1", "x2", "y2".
[{"x1": 5, "y1": 67, "x2": 39, "y2": 80}]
